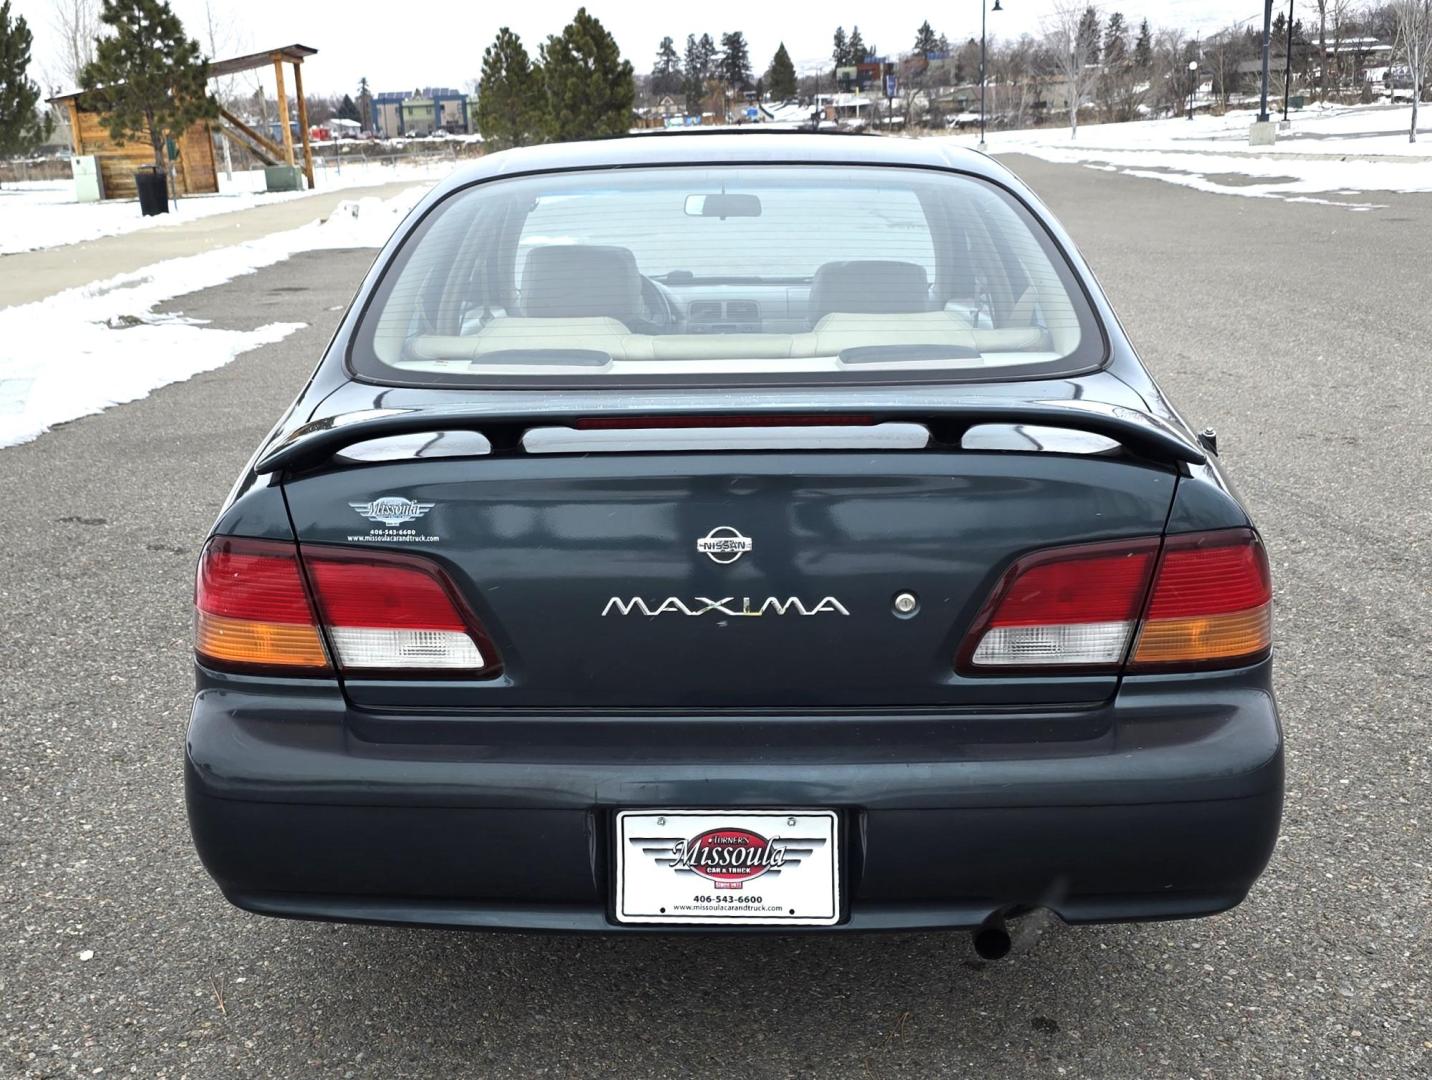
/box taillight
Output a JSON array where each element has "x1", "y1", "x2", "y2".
[
  {"x1": 1129, "y1": 529, "x2": 1271, "y2": 670},
  {"x1": 195, "y1": 538, "x2": 500, "y2": 677},
  {"x1": 959, "y1": 538, "x2": 1159, "y2": 670},
  {"x1": 958, "y1": 529, "x2": 1271, "y2": 674},
  {"x1": 195, "y1": 537, "x2": 331, "y2": 672},
  {"x1": 303, "y1": 548, "x2": 500, "y2": 675}
]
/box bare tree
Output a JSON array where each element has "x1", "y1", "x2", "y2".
[
  {"x1": 1044, "y1": 1, "x2": 1099, "y2": 138},
  {"x1": 1151, "y1": 28, "x2": 1187, "y2": 117},
  {"x1": 1390, "y1": 0, "x2": 1432, "y2": 140},
  {"x1": 50, "y1": 0, "x2": 98, "y2": 87},
  {"x1": 202, "y1": 2, "x2": 248, "y2": 180}
]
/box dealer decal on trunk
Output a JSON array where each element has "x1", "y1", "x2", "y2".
[
  {"x1": 602, "y1": 596, "x2": 849, "y2": 617},
  {"x1": 346, "y1": 495, "x2": 440, "y2": 544}
]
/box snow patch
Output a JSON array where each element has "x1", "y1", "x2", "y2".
[
  {"x1": 0, "y1": 185, "x2": 430, "y2": 448},
  {"x1": 933, "y1": 103, "x2": 1432, "y2": 207},
  {"x1": 0, "y1": 157, "x2": 450, "y2": 256}
]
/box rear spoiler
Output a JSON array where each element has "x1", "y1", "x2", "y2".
[{"x1": 254, "y1": 394, "x2": 1205, "y2": 475}]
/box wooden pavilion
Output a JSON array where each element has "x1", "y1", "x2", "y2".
[{"x1": 49, "y1": 44, "x2": 318, "y2": 201}]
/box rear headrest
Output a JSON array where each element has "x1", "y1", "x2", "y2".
[
  {"x1": 808, "y1": 260, "x2": 930, "y2": 324},
  {"x1": 521, "y1": 245, "x2": 642, "y2": 321}
]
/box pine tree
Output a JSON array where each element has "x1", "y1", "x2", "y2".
[
  {"x1": 335, "y1": 93, "x2": 360, "y2": 123},
  {"x1": 848, "y1": 26, "x2": 868, "y2": 63},
  {"x1": 541, "y1": 8, "x2": 634, "y2": 141},
  {"x1": 914, "y1": 20, "x2": 940, "y2": 57},
  {"x1": 0, "y1": 1, "x2": 51, "y2": 164},
  {"x1": 765, "y1": 42, "x2": 796, "y2": 99},
  {"x1": 682, "y1": 33, "x2": 704, "y2": 114},
  {"x1": 651, "y1": 36, "x2": 681, "y2": 97},
  {"x1": 476, "y1": 27, "x2": 544, "y2": 150},
  {"x1": 832, "y1": 26, "x2": 849, "y2": 72},
  {"x1": 79, "y1": 0, "x2": 217, "y2": 177},
  {"x1": 1133, "y1": 19, "x2": 1153, "y2": 70},
  {"x1": 357, "y1": 76, "x2": 373, "y2": 131},
  {"x1": 1104, "y1": 12, "x2": 1127, "y2": 65},
  {"x1": 718, "y1": 30, "x2": 752, "y2": 89},
  {"x1": 1076, "y1": 6, "x2": 1102, "y2": 65},
  {"x1": 81, "y1": 0, "x2": 202, "y2": 151}
]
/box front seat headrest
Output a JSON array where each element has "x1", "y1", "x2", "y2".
[
  {"x1": 808, "y1": 260, "x2": 930, "y2": 325},
  {"x1": 521, "y1": 245, "x2": 643, "y2": 322}
]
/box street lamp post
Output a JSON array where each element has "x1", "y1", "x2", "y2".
[
  {"x1": 1257, "y1": 0, "x2": 1274, "y2": 122},
  {"x1": 979, "y1": 0, "x2": 1003, "y2": 150},
  {"x1": 1187, "y1": 59, "x2": 1198, "y2": 120}
]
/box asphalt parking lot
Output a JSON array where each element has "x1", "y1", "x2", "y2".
[{"x1": 2, "y1": 157, "x2": 1428, "y2": 1078}]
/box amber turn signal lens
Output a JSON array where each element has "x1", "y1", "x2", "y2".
[
  {"x1": 1131, "y1": 604, "x2": 1272, "y2": 666},
  {"x1": 195, "y1": 610, "x2": 330, "y2": 670}
]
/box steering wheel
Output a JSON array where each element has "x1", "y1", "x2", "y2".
[{"x1": 638, "y1": 276, "x2": 676, "y2": 331}]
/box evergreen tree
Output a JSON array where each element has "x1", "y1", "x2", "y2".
[
  {"x1": 913, "y1": 20, "x2": 940, "y2": 57},
  {"x1": 765, "y1": 42, "x2": 796, "y2": 99},
  {"x1": 651, "y1": 36, "x2": 681, "y2": 97},
  {"x1": 697, "y1": 33, "x2": 719, "y2": 73},
  {"x1": 848, "y1": 26, "x2": 868, "y2": 63},
  {"x1": 357, "y1": 76, "x2": 373, "y2": 131},
  {"x1": 335, "y1": 93, "x2": 360, "y2": 123},
  {"x1": 541, "y1": 8, "x2": 634, "y2": 141},
  {"x1": 477, "y1": 27, "x2": 544, "y2": 149},
  {"x1": 1104, "y1": 12, "x2": 1127, "y2": 64},
  {"x1": 681, "y1": 33, "x2": 717, "y2": 115},
  {"x1": 0, "y1": 1, "x2": 51, "y2": 163},
  {"x1": 1133, "y1": 19, "x2": 1153, "y2": 69},
  {"x1": 79, "y1": 0, "x2": 217, "y2": 178},
  {"x1": 682, "y1": 33, "x2": 704, "y2": 114},
  {"x1": 718, "y1": 30, "x2": 752, "y2": 88},
  {"x1": 832, "y1": 26, "x2": 849, "y2": 71},
  {"x1": 1076, "y1": 6, "x2": 1102, "y2": 64},
  {"x1": 937, "y1": 33, "x2": 950, "y2": 54}
]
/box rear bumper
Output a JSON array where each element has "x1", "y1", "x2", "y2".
[{"x1": 185, "y1": 669, "x2": 1283, "y2": 932}]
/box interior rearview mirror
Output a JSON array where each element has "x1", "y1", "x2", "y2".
[{"x1": 684, "y1": 193, "x2": 762, "y2": 218}]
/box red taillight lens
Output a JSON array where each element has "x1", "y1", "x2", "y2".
[
  {"x1": 195, "y1": 538, "x2": 500, "y2": 677},
  {"x1": 195, "y1": 537, "x2": 330, "y2": 672},
  {"x1": 303, "y1": 548, "x2": 500, "y2": 675},
  {"x1": 958, "y1": 528, "x2": 1272, "y2": 674},
  {"x1": 1130, "y1": 529, "x2": 1272, "y2": 669},
  {"x1": 959, "y1": 538, "x2": 1159, "y2": 671}
]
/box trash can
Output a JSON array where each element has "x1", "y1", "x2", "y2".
[{"x1": 134, "y1": 166, "x2": 168, "y2": 216}]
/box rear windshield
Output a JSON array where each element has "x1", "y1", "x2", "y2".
[{"x1": 351, "y1": 164, "x2": 1104, "y2": 387}]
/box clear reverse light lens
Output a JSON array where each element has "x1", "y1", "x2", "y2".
[
  {"x1": 971, "y1": 620, "x2": 1134, "y2": 666},
  {"x1": 326, "y1": 627, "x2": 483, "y2": 669}
]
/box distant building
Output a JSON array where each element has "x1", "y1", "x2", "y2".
[{"x1": 373, "y1": 88, "x2": 477, "y2": 137}]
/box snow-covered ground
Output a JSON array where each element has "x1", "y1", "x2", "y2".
[
  {"x1": 0, "y1": 184, "x2": 431, "y2": 448},
  {"x1": 0, "y1": 157, "x2": 454, "y2": 256},
  {"x1": 940, "y1": 103, "x2": 1432, "y2": 206}
]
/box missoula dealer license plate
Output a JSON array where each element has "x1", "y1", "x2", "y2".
[{"x1": 615, "y1": 809, "x2": 840, "y2": 926}]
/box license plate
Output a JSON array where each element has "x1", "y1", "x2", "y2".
[{"x1": 614, "y1": 809, "x2": 840, "y2": 925}]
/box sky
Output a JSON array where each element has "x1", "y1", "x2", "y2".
[{"x1": 16, "y1": 0, "x2": 1303, "y2": 97}]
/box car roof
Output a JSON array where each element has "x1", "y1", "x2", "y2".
[{"x1": 436, "y1": 132, "x2": 1008, "y2": 193}]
